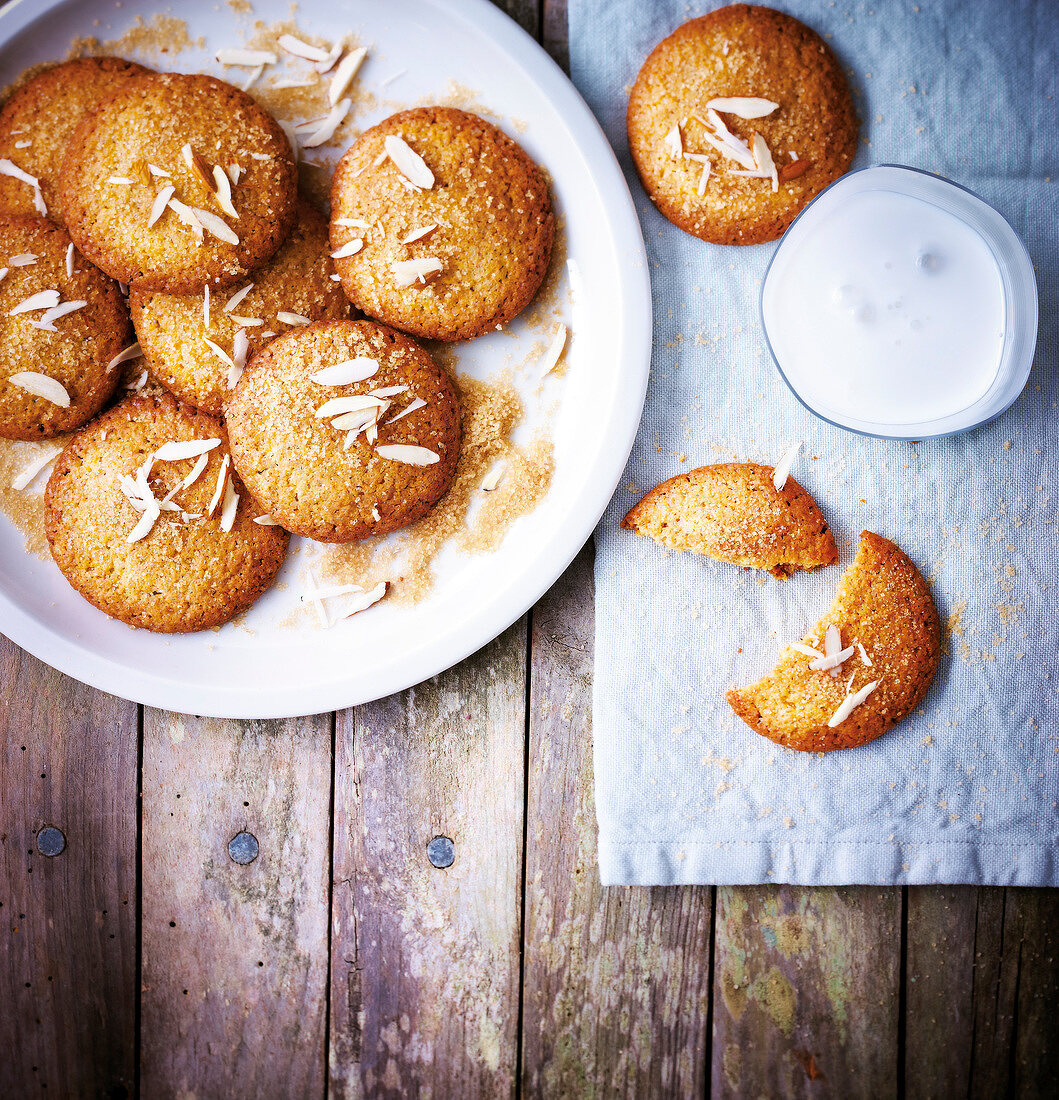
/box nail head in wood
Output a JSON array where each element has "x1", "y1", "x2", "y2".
[
  {"x1": 427, "y1": 835, "x2": 455, "y2": 868},
  {"x1": 228, "y1": 831, "x2": 259, "y2": 865},
  {"x1": 36, "y1": 826, "x2": 66, "y2": 857}
]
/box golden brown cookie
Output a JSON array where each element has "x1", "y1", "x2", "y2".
[
  {"x1": 44, "y1": 392, "x2": 288, "y2": 633},
  {"x1": 226, "y1": 319, "x2": 460, "y2": 542},
  {"x1": 57, "y1": 72, "x2": 297, "y2": 293},
  {"x1": 727, "y1": 531, "x2": 941, "y2": 752},
  {"x1": 0, "y1": 57, "x2": 150, "y2": 226},
  {"x1": 0, "y1": 214, "x2": 129, "y2": 440},
  {"x1": 622, "y1": 462, "x2": 837, "y2": 578},
  {"x1": 129, "y1": 200, "x2": 348, "y2": 417},
  {"x1": 329, "y1": 106, "x2": 554, "y2": 341},
  {"x1": 627, "y1": 4, "x2": 857, "y2": 244}
]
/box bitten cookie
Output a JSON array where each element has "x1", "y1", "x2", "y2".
[
  {"x1": 226, "y1": 319, "x2": 460, "y2": 542},
  {"x1": 130, "y1": 200, "x2": 348, "y2": 417},
  {"x1": 44, "y1": 393, "x2": 288, "y2": 633},
  {"x1": 622, "y1": 462, "x2": 837, "y2": 578},
  {"x1": 0, "y1": 56, "x2": 150, "y2": 225},
  {"x1": 627, "y1": 4, "x2": 857, "y2": 244},
  {"x1": 727, "y1": 531, "x2": 941, "y2": 752},
  {"x1": 57, "y1": 72, "x2": 297, "y2": 293},
  {"x1": 329, "y1": 106, "x2": 554, "y2": 341},
  {"x1": 0, "y1": 214, "x2": 129, "y2": 440}
]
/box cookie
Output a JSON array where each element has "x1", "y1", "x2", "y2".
[
  {"x1": 622, "y1": 462, "x2": 837, "y2": 578},
  {"x1": 0, "y1": 57, "x2": 150, "y2": 226},
  {"x1": 130, "y1": 200, "x2": 348, "y2": 417},
  {"x1": 627, "y1": 4, "x2": 858, "y2": 244},
  {"x1": 727, "y1": 531, "x2": 941, "y2": 752},
  {"x1": 226, "y1": 319, "x2": 460, "y2": 542},
  {"x1": 329, "y1": 106, "x2": 554, "y2": 341},
  {"x1": 44, "y1": 392, "x2": 288, "y2": 633},
  {"x1": 57, "y1": 71, "x2": 297, "y2": 293},
  {"x1": 0, "y1": 214, "x2": 129, "y2": 440}
]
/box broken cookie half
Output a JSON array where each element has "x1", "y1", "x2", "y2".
[
  {"x1": 727, "y1": 531, "x2": 941, "y2": 752},
  {"x1": 621, "y1": 461, "x2": 837, "y2": 578}
]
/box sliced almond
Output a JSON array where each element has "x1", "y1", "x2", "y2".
[
  {"x1": 31, "y1": 186, "x2": 46, "y2": 216},
  {"x1": 538, "y1": 323, "x2": 568, "y2": 377},
  {"x1": 203, "y1": 284, "x2": 211, "y2": 329},
  {"x1": 331, "y1": 238, "x2": 364, "y2": 259},
  {"x1": 663, "y1": 123, "x2": 683, "y2": 160},
  {"x1": 32, "y1": 300, "x2": 88, "y2": 331},
  {"x1": 401, "y1": 224, "x2": 438, "y2": 245},
  {"x1": 154, "y1": 439, "x2": 221, "y2": 462},
  {"x1": 253, "y1": 514, "x2": 278, "y2": 525},
  {"x1": 752, "y1": 133, "x2": 779, "y2": 192},
  {"x1": 10, "y1": 445, "x2": 61, "y2": 490},
  {"x1": 697, "y1": 128, "x2": 757, "y2": 171},
  {"x1": 857, "y1": 642, "x2": 874, "y2": 668},
  {"x1": 310, "y1": 358, "x2": 379, "y2": 385},
  {"x1": 391, "y1": 257, "x2": 442, "y2": 288},
  {"x1": 334, "y1": 217, "x2": 370, "y2": 229},
  {"x1": 827, "y1": 680, "x2": 879, "y2": 728},
  {"x1": 705, "y1": 96, "x2": 779, "y2": 119},
  {"x1": 166, "y1": 197, "x2": 204, "y2": 241},
  {"x1": 216, "y1": 47, "x2": 277, "y2": 66},
  {"x1": 697, "y1": 162, "x2": 711, "y2": 195},
  {"x1": 376, "y1": 444, "x2": 439, "y2": 466},
  {"x1": 10, "y1": 290, "x2": 59, "y2": 316},
  {"x1": 227, "y1": 164, "x2": 243, "y2": 185},
  {"x1": 107, "y1": 342, "x2": 142, "y2": 373},
  {"x1": 368, "y1": 385, "x2": 408, "y2": 399},
  {"x1": 808, "y1": 645, "x2": 856, "y2": 672},
  {"x1": 334, "y1": 580, "x2": 388, "y2": 620},
  {"x1": 148, "y1": 185, "x2": 176, "y2": 228},
  {"x1": 172, "y1": 452, "x2": 211, "y2": 497},
  {"x1": 315, "y1": 394, "x2": 386, "y2": 419},
  {"x1": 106, "y1": 176, "x2": 133, "y2": 185},
  {"x1": 219, "y1": 478, "x2": 239, "y2": 532},
  {"x1": 823, "y1": 623, "x2": 843, "y2": 680},
  {"x1": 191, "y1": 207, "x2": 239, "y2": 245},
  {"x1": 329, "y1": 46, "x2": 367, "y2": 106},
  {"x1": 789, "y1": 642, "x2": 825, "y2": 659},
  {"x1": 65, "y1": 243, "x2": 74, "y2": 278},
  {"x1": 481, "y1": 463, "x2": 505, "y2": 492},
  {"x1": 0, "y1": 159, "x2": 37, "y2": 187},
  {"x1": 8, "y1": 253, "x2": 36, "y2": 267},
  {"x1": 212, "y1": 165, "x2": 239, "y2": 218},
  {"x1": 7, "y1": 371, "x2": 69, "y2": 406},
  {"x1": 772, "y1": 440, "x2": 800, "y2": 491},
  {"x1": 278, "y1": 34, "x2": 331, "y2": 62},
  {"x1": 126, "y1": 501, "x2": 161, "y2": 544},
  {"x1": 384, "y1": 135, "x2": 434, "y2": 189},
  {"x1": 383, "y1": 396, "x2": 426, "y2": 425},
  {"x1": 125, "y1": 369, "x2": 148, "y2": 392},
  {"x1": 228, "y1": 315, "x2": 263, "y2": 327},
  {"x1": 302, "y1": 98, "x2": 352, "y2": 148},
  {"x1": 276, "y1": 311, "x2": 311, "y2": 326},
  {"x1": 204, "y1": 337, "x2": 235, "y2": 370},
  {"x1": 207, "y1": 454, "x2": 229, "y2": 516},
  {"x1": 148, "y1": 163, "x2": 171, "y2": 177}
]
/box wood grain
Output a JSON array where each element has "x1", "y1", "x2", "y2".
[
  {"x1": 712, "y1": 885, "x2": 901, "y2": 1098},
  {"x1": 140, "y1": 710, "x2": 332, "y2": 1100},
  {"x1": 329, "y1": 619, "x2": 528, "y2": 1100},
  {"x1": 520, "y1": 545, "x2": 714, "y2": 1098},
  {"x1": 0, "y1": 639, "x2": 138, "y2": 1099}
]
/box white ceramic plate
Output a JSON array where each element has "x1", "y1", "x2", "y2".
[{"x1": 0, "y1": 0, "x2": 650, "y2": 718}]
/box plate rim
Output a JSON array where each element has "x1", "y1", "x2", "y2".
[{"x1": 0, "y1": 0, "x2": 653, "y2": 718}]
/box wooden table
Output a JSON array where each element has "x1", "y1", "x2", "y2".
[{"x1": 2, "y1": 2, "x2": 1057, "y2": 1096}]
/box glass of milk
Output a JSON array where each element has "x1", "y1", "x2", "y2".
[{"x1": 760, "y1": 165, "x2": 1037, "y2": 439}]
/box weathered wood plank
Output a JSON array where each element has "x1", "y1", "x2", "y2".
[
  {"x1": 140, "y1": 710, "x2": 332, "y2": 1100},
  {"x1": 712, "y1": 885, "x2": 901, "y2": 1098},
  {"x1": 496, "y1": 0, "x2": 540, "y2": 40},
  {"x1": 520, "y1": 545, "x2": 713, "y2": 1098},
  {"x1": 328, "y1": 618, "x2": 527, "y2": 1100},
  {"x1": 1007, "y1": 887, "x2": 1059, "y2": 1097},
  {"x1": 542, "y1": 0, "x2": 570, "y2": 75},
  {"x1": 0, "y1": 639, "x2": 138, "y2": 1098}
]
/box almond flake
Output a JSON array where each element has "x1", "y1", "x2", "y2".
[
  {"x1": 481, "y1": 464, "x2": 505, "y2": 491},
  {"x1": 212, "y1": 166, "x2": 239, "y2": 218},
  {"x1": 391, "y1": 257, "x2": 442, "y2": 288},
  {"x1": 384, "y1": 396, "x2": 426, "y2": 425},
  {"x1": 329, "y1": 46, "x2": 367, "y2": 106},
  {"x1": 191, "y1": 207, "x2": 239, "y2": 245},
  {"x1": 772, "y1": 440, "x2": 801, "y2": 491},
  {"x1": 166, "y1": 197, "x2": 204, "y2": 241},
  {"x1": 857, "y1": 642, "x2": 874, "y2": 668},
  {"x1": 31, "y1": 187, "x2": 46, "y2": 216},
  {"x1": 789, "y1": 642, "x2": 825, "y2": 659},
  {"x1": 402, "y1": 223, "x2": 437, "y2": 244},
  {"x1": 0, "y1": 159, "x2": 37, "y2": 187},
  {"x1": 10, "y1": 445, "x2": 61, "y2": 490},
  {"x1": 384, "y1": 135, "x2": 434, "y2": 189},
  {"x1": 334, "y1": 217, "x2": 370, "y2": 229},
  {"x1": 207, "y1": 454, "x2": 229, "y2": 516},
  {"x1": 663, "y1": 123, "x2": 683, "y2": 160},
  {"x1": 182, "y1": 143, "x2": 215, "y2": 192},
  {"x1": 311, "y1": 359, "x2": 379, "y2": 386},
  {"x1": 304, "y1": 569, "x2": 329, "y2": 627},
  {"x1": 278, "y1": 34, "x2": 331, "y2": 62},
  {"x1": 10, "y1": 290, "x2": 59, "y2": 315},
  {"x1": 231, "y1": 328, "x2": 250, "y2": 379},
  {"x1": 173, "y1": 452, "x2": 210, "y2": 496},
  {"x1": 706, "y1": 96, "x2": 779, "y2": 119},
  {"x1": 376, "y1": 444, "x2": 438, "y2": 466},
  {"x1": 148, "y1": 163, "x2": 170, "y2": 177},
  {"x1": 227, "y1": 164, "x2": 242, "y2": 185},
  {"x1": 154, "y1": 439, "x2": 221, "y2": 462},
  {"x1": 228, "y1": 315, "x2": 263, "y2": 326},
  {"x1": 216, "y1": 47, "x2": 277, "y2": 66},
  {"x1": 697, "y1": 128, "x2": 757, "y2": 171},
  {"x1": 331, "y1": 237, "x2": 364, "y2": 259},
  {"x1": 315, "y1": 394, "x2": 386, "y2": 419},
  {"x1": 270, "y1": 78, "x2": 317, "y2": 90},
  {"x1": 125, "y1": 369, "x2": 148, "y2": 392},
  {"x1": 538, "y1": 323, "x2": 568, "y2": 377},
  {"x1": 381, "y1": 70, "x2": 406, "y2": 87},
  {"x1": 342, "y1": 415, "x2": 380, "y2": 447},
  {"x1": 219, "y1": 478, "x2": 239, "y2": 532},
  {"x1": 302, "y1": 98, "x2": 352, "y2": 148},
  {"x1": 7, "y1": 371, "x2": 69, "y2": 406},
  {"x1": 369, "y1": 385, "x2": 408, "y2": 399},
  {"x1": 371, "y1": 504, "x2": 381, "y2": 521},
  {"x1": 13, "y1": 140, "x2": 30, "y2": 149},
  {"x1": 9, "y1": 253, "x2": 37, "y2": 267},
  {"x1": 697, "y1": 162, "x2": 711, "y2": 194},
  {"x1": 204, "y1": 337, "x2": 235, "y2": 370},
  {"x1": 752, "y1": 133, "x2": 779, "y2": 192},
  {"x1": 726, "y1": 169, "x2": 772, "y2": 178},
  {"x1": 334, "y1": 580, "x2": 388, "y2": 620},
  {"x1": 238, "y1": 65, "x2": 263, "y2": 92},
  {"x1": 278, "y1": 120, "x2": 300, "y2": 163},
  {"x1": 148, "y1": 185, "x2": 176, "y2": 227},
  {"x1": 0, "y1": 268, "x2": 8, "y2": 283},
  {"x1": 315, "y1": 41, "x2": 345, "y2": 74},
  {"x1": 224, "y1": 284, "x2": 253, "y2": 312},
  {"x1": 310, "y1": 582, "x2": 365, "y2": 600},
  {"x1": 809, "y1": 645, "x2": 856, "y2": 672},
  {"x1": 107, "y1": 176, "x2": 133, "y2": 185},
  {"x1": 824, "y1": 623, "x2": 843, "y2": 679},
  {"x1": 65, "y1": 243, "x2": 74, "y2": 278},
  {"x1": 253, "y1": 514, "x2": 278, "y2": 525},
  {"x1": 332, "y1": 404, "x2": 388, "y2": 431},
  {"x1": 33, "y1": 299, "x2": 88, "y2": 330},
  {"x1": 276, "y1": 311, "x2": 311, "y2": 326},
  {"x1": 107, "y1": 342, "x2": 142, "y2": 373},
  {"x1": 790, "y1": 151, "x2": 799, "y2": 161},
  {"x1": 828, "y1": 680, "x2": 879, "y2": 728},
  {"x1": 203, "y1": 284, "x2": 210, "y2": 328},
  {"x1": 126, "y1": 501, "x2": 161, "y2": 544}
]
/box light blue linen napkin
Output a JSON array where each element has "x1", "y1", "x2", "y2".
[{"x1": 574, "y1": 0, "x2": 1059, "y2": 885}]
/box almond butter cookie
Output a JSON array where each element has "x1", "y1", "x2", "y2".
[
  {"x1": 130, "y1": 200, "x2": 348, "y2": 417},
  {"x1": 727, "y1": 531, "x2": 941, "y2": 752},
  {"x1": 329, "y1": 106, "x2": 554, "y2": 341},
  {"x1": 0, "y1": 56, "x2": 150, "y2": 226},
  {"x1": 627, "y1": 4, "x2": 857, "y2": 245},
  {"x1": 622, "y1": 461, "x2": 837, "y2": 578},
  {"x1": 226, "y1": 319, "x2": 460, "y2": 542},
  {"x1": 57, "y1": 72, "x2": 297, "y2": 293},
  {"x1": 44, "y1": 392, "x2": 288, "y2": 633},
  {"x1": 0, "y1": 214, "x2": 129, "y2": 440}
]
